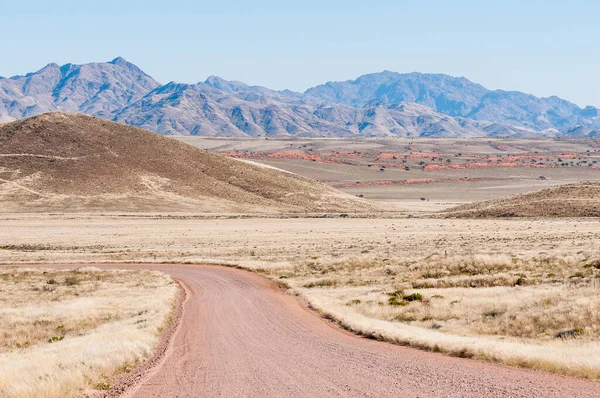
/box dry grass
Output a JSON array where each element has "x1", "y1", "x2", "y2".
[
  {"x1": 303, "y1": 289, "x2": 600, "y2": 379},
  {"x1": 0, "y1": 267, "x2": 178, "y2": 398},
  {"x1": 288, "y1": 253, "x2": 600, "y2": 338},
  {"x1": 1, "y1": 214, "x2": 600, "y2": 379},
  {"x1": 283, "y1": 252, "x2": 600, "y2": 378},
  {"x1": 446, "y1": 182, "x2": 600, "y2": 218}
]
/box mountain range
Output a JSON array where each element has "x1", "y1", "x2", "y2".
[{"x1": 1, "y1": 57, "x2": 598, "y2": 138}]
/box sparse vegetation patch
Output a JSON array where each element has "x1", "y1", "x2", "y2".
[{"x1": 0, "y1": 267, "x2": 178, "y2": 398}]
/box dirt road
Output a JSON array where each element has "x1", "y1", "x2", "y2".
[{"x1": 104, "y1": 264, "x2": 597, "y2": 398}]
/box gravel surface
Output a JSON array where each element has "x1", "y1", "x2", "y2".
[{"x1": 113, "y1": 265, "x2": 599, "y2": 398}]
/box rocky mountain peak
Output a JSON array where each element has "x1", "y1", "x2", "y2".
[{"x1": 0, "y1": 59, "x2": 598, "y2": 137}]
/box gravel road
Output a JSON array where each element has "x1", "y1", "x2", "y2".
[{"x1": 114, "y1": 265, "x2": 599, "y2": 398}]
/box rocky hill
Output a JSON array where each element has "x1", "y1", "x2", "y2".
[
  {"x1": 1, "y1": 59, "x2": 598, "y2": 137},
  {"x1": 0, "y1": 113, "x2": 376, "y2": 213}
]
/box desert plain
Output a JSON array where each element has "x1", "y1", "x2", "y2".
[{"x1": 2, "y1": 125, "x2": 600, "y2": 396}]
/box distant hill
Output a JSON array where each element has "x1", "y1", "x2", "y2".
[
  {"x1": 444, "y1": 182, "x2": 600, "y2": 218},
  {"x1": 1, "y1": 59, "x2": 599, "y2": 137},
  {"x1": 0, "y1": 113, "x2": 375, "y2": 213}
]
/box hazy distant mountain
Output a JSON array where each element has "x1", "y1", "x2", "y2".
[
  {"x1": 305, "y1": 71, "x2": 600, "y2": 132},
  {"x1": 0, "y1": 57, "x2": 160, "y2": 123},
  {"x1": 0, "y1": 59, "x2": 598, "y2": 137},
  {"x1": 565, "y1": 125, "x2": 600, "y2": 137},
  {"x1": 203, "y1": 75, "x2": 304, "y2": 102},
  {"x1": 115, "y1": 81, "x2": 507, "y2": 137}
]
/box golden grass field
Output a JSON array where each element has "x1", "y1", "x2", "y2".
[
  {"x1": 1, "y1": 212, "x2": 600, "y2": 379},
  {"x1": 0, "y1": 267, "x2": 178, "y2": 398}
]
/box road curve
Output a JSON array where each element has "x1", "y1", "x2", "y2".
[{"x1": 93, "y1": 264, "x2": 598, "y2": 398}]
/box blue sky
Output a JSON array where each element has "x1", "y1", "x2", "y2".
[{"x1": 3, "y1": 0, "x2": 599, "y2": 107}]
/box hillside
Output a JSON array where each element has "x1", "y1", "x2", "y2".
[
  {"x1": 1, "y1": 59, "x2": 599, "y2": 137},
  {"x1": 444, "y1": 182, "x2": 600, "y2": 218},
  {"x1": 0, "y1": 113, "x2": 375, "y2": 213}
]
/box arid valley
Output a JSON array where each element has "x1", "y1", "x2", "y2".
[
  {"x1": 3, "y1": 4, "x2": 600, "y2": 391},
  {"x1": 1, "y1": 113, "x2": 600, "y2": 397}
]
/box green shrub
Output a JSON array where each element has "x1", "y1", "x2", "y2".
[
  {"x1": 555, "y1": 328, "x2": 584, "y2": 339},
  {"x1": 388, "y1": 296, "x2": 408, "y2": 306},
  {"x1": 403, "y1": 293, "x2": 423, "y2": 302},
  {"x1": 584, "y1": 260, "x2": 600, "y2": 269},
  {"x1": 393, "y1": 314, "x2": 416, "y2": 322},
  {"x1": 387, "y1": 290, "x2": 406, "y2": 306}
]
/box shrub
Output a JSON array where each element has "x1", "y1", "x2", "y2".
[
  {"x1": 584, "y1": 259, "x2": 600, "y2": 269},
  {"x1": 48, "y1": 335, "x2": 64, "y2": 343},
  {"x1": 393, "y1": 314, "x2": 416, "y2": 322},
  {"x1": 403, "y1": 293, "x2": 423, "y2": 302},
  {"x1": 277, "y1": 281, "x2": 290, "y2": 290},
  {"x1": 483, "y1": 309, "x2": 505, "y2": 318},
  {"x1": 555, "y1": 328, "x2": 584, "y2": 339},
  {"x1": 64, "y1": 276, "x2": 79, "y2": 286},
  {"x1": 387, "y1": 290, "x2": 406, "y2": 306},
  {"x1": 303, "y1": 279, "x2": 336, "y2": 288},
  {"x1": 388, "y1": 296, "x2": 409, "y2": 306}
]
